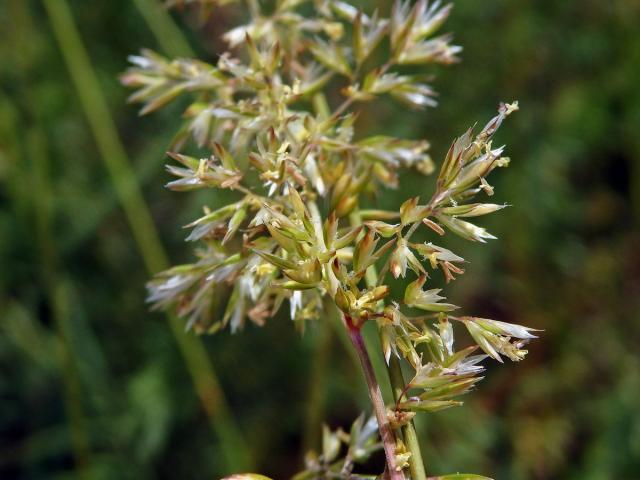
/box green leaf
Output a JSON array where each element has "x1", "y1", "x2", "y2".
[
  {"x1": 222, "y1": 475, "x2": 274, "y2": 480},
  {"x1": 434, "y1": 475, "x2": 493, "y2": 480}
]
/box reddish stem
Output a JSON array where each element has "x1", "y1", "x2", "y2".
[
  {"x1": 345, "y1": 315, "x2": 403, "y2": 480},
  {"x1": 395, "y1": 382, "x2": 412, "y2": 410}
]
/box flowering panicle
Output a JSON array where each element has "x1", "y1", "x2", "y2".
[{"x1": 124, "y1": 0, "x2": 536, "y2": 478}]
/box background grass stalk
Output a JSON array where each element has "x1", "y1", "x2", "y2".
[
  {"x1": 29, "y1": 125, "x2": 91, "y2": 480},
  {"x1": 41, "y1": 0, "x2": 251, "y2": 470},
  {"x1": 132, "y1": 0, "x2": 194, "y2": 57},
  {"x1": 7, "y1": 3, "x2": 92, "y2": 474},
  {"x1": 59, "y1": 0, "x2": 191, "y2": 251}
]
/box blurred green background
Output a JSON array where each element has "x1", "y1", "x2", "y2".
[{"x1": 1, "y1": 0, "x2": 639, "y2": 479}]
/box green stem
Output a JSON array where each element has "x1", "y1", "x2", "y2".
[
  {"x1": 388, "y1": 358, "x2": 427, "y2": 480},
  {"x1": 42, "y1": 0, "x2": 251, "y2": 470}
]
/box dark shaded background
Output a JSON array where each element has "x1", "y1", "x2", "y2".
[{"x1": 1, "y1": 1, "x2": 639, "y2": 479}]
